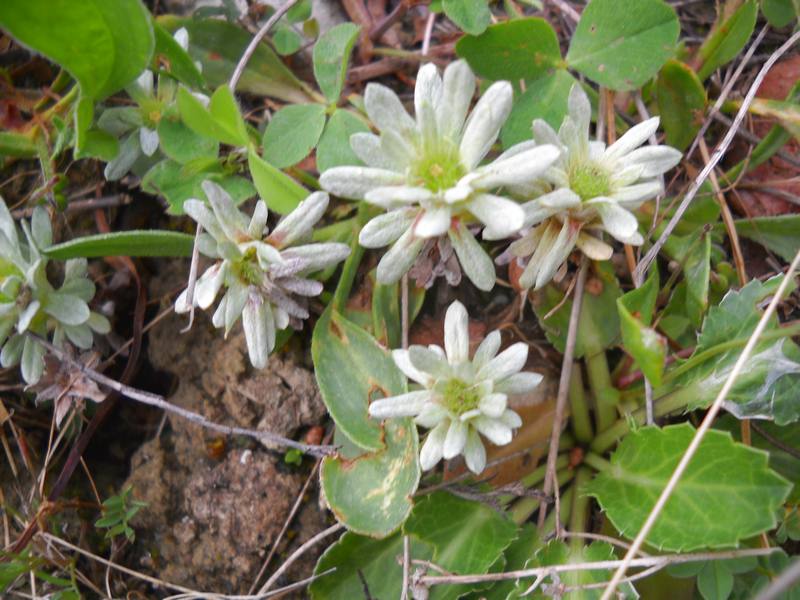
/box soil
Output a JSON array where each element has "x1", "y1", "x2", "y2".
[{"x1": 118, "y1": 262, "x2": 331, "y2": 595}]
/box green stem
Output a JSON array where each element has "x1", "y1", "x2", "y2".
[
  {"x1": 510, "y1": 468, "x2": 574, "y2": 525},
  {"x1": 568, "y1": 468, "x2": 592, "y2": 551},
  {"x1": 582, "y1": 452, "x2": 613, "y2": 473},
  {"x1": 331, "y1": 203, "x2": 370, "y2": 312},
  {"x1": 586, "y1": 350, "x2": 619, "y2": 433},
  {"x1": 544, "y1": 484, "x2": 574, "y2": 536},
  {"x1": 590, "y1": 390, "x2": 690, "y2": 454},
  {"x1": 569, "y1": 362, "x2": 593, "y2": 444}
]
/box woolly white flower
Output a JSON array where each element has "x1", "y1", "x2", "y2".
[
  {"x1": 320, "y1": 60, "x2": 560, "y2": 291},
  {"x1": 504, "y1": 84, "x2": 682, "y2": 291},
  {"x1": 0, "y1": 199, "x2": 110, "y2": 385},
  {"x1": 368, "y1": 300, "x2": 542, "y2": 474},
  {"x1": 175, "y1": 181, "x2": 350, "y2": 369}
]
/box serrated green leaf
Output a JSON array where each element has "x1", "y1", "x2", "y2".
[
  {"x1": 43, "y1": 231, "x2": 195, "y2": 259},
  {"x1": 262, "y1": 104, "x2": 327, "y2": 168},
  {"x1": 321, "y1": 415, "x2": 419, "y2": 537},
  {"x1": 533, "y1": 261, "x2": 621, "y2": 358},
  {"x1": 500, "y1": 70, "x2": 577, "y2": 149},
  {"x1": 177, "y1": 85, "x2": 248, "y2": 146},
  {"x1": 479, "y1": 523, "x2": 540, "y2": 600},
  {"x1": 316, "y1": 108, "x2": 369, "y2": 172},
  {"x1": 442, "y1": 0, "x2": 491, "y2": 35},
  {"x1": 313, "y1": 23, "x2": 360, "y2": 103},
  {"x1": 312, "y1": 308, "x2": 405, "y2": 451},
  {"x1": 618, "y1": 268, "x2": 666, "y2": 387},
  {"x1": 404, "y1": 491, "x2": 518, "y2": 600},
  {"x1": 310, "y1": 531, "x2": 435, "y2": 598},
  {"x1": 587, "y1": 423, "x2": 792, "y2": 551},
  {"x1": 247, "y1": 148, "x2": 308, "y2": 215},
  {"x1": 455, "y1": 18, "x2": 562, "y2": 81},
  {"x1": 566, "y1": 0, "x2": 679, "y2": 91},
  {"x1": 0, "y1": 0, "x2": 153, "y2": 100},
  {"x1": 530, "y1": 540, "x2": 638, "y2": 599},
  {"x1": 697, "y1": 1, "x2": 758, "y2": 81},
  {"x1": 152, "y1": 20, "x2": 205, "y2": 90},
  {"x1": 655, "y1": 60, "x2": 706, "y2": 151},
  {"x1": 163, "y1": 17, "x2": 311, "y2": 103}
]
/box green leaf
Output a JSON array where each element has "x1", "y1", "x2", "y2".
[
  {"x1": 405, "y1": 491, "x2": 518, "y2": 600},
  {"x1": 272, "y1": 23, "x2": 303, "y2": 56},
  {"x1": 0, "y1": 0, "x2": 154, "y2": 100},
  {"x1": 177, "y1": 85, "x2": 249, "y2": 146},
  {"x1": 665, "y1": 276, "x2": 800, "y2": 424},
  {"x1": 442, "y1": 0, "x2": 491, "y2": 35},
  {"x1": 479, "y1": 523, "x2": 540, "y2": 600},
  {"x1": 312, "y1": 308, "x2": 406, "y2": 451},
  {"x1": 247, "y1": 149, "x2": 308, "y2": 215},
  {"x1": 0, "y1": 131, "x2": 37, "y2": 158},
  {"x1": 287, "y1": 0, "x2": 312, "y2": 23},
  {"x1": 152, "y1": 20, "x2": 205, "y2": 90},
  {"x1": 697, "y1": 1, "x2": 758, "y2": 81},
  {"x1": 142, "y1": 158, "x2": 255, "y2": 214},
  {"x1": 719, "y1": 215, "x2": 800, "y2": 263},
  {"x1": 501, "y1": 70, "x2": 577, "y2": 149},
  {"x1": 744, "y1": 97, "x2": 800, "y2": 142},
  {"x1": 618, "y1": 268, "x2": 666, "y2": 387},
  {"x1": 310, "y1": 531, "x2": 434, "y2": 598},
  {"x1": 529, "y1": 540, "x2": 638, "y2": 599},
  {"x1": 587, "y1": 423, "x2": 792, "y2": 551},
  {"x1": 316, "y1": 109, "x2": 369, "y2": 172},
  {"x1": 566, "y1": 0, "x2": 679, "y2": 91},
  {"x1": 697, "y1": 561, "x2": 734, "y2": 600},
  {"x1": 321, "y1": 415, "x2": 420, "y2": 537},
  {"x1": 262, "y1": 104, "x2": 327, "y2": 168},
  {"x1": 164, "y1": 17, "x2": 312, "y2": 103},
  {"x1": 157, "y1": 115, "x2": 219, "y2": 163},
  {"x1": 664, "y1": 231, "x2": 711, "y2": 327},
  {"x1": 455, "y1": 18, "x2": 562, "y2": 81},
  {"x1": 761, "y1": 0, "x2": 800, "y2": 27},
  {"x1": 313, "y1": 23, "x2": 360, "y2": 103},
  {"x1": 44, "y1": 231, "x2": 194, "y2": 259},
  {"x1": 655, "y1": 60, "x2": 706, "y2": 151},
  {"x1": 74, "y1": 96, "x2": 120, "y2": 161},
  {"x1": 533, "y1": 261, "x2": 621, "y2": 358}
]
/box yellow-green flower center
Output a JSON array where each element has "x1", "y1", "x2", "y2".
[
  {"x1": 232, "y1": 248, "x2": 263, "y2": 286},
  {"x1": 411, "y1": 146, "x2": 465, "y2": 192},
  {"x1": 569, "y1": 162, "x2": 611, "y2": 202},
  {"x1": 441, "y1": 378, "x2": 481, "y2": 416}
]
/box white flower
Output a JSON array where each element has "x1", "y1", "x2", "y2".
[
  {"x1": 320, "y1": 60, "x2": 560, "y2": 291},
  {"x1": 0, "y1": 199, "x2": 110, "y2": 385},
  {"x1": 504, "y1": 84, "x2": 682, "y2": 291},
  {"x1": 175, "y1": 181, "x2": 350, "y2": 369},
  {"x1": 368, "y1": 300, "x2": 542, "y2": 474}
]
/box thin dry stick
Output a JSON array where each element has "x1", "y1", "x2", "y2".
[
  {"x1": 258, "y1": 523, "x2": 344, "y2": 594},
  {"x1": 229, "y1": 0, "x2": 300, "y2": 92},
  {"x1": 400, "y1": 272, "x2": 411, "y2": 600},
  {"x1": 248, "y1": 459, "x2": 323, "y2": 593},
  {"x1": 33, "y1": 335, "x2": 335, "y2": 457},
  {"x1": 600, "y1": 248, "x2": 800, "y2": 600},
  {"x1": 537, "y1": 256, "x2": 589, "y2": 532},
  {"x1": 635, "y1": 28, "x2": 799, "y2": 283},
  {"x1": 754, "y1": 555, "x2": 800, "y2": 600},
  {"x1": 419, "y1": 547, "x2": 776, "y2": 587}
]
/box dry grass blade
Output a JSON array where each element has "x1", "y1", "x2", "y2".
[{"x1": 600, "y1": 247, "x2": 800, "y2": 600}]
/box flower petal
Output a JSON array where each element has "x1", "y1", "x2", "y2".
[
  {"x1": 473, "y1": 330, "x2": 501, "y2": 369},
  {"x1": 242, "y1": 292, "x2": 275, "y2": 369},
  {"x1": 479, "y1": 393, "x2": 507, "y2": 418},
  {"x1": 532, "y1": 119, "x2": 563, "y2": 150},
  {"x1": 576, "y1": 232, "x2": 614, "y2": 261},
  {"x1": 359, "y1": 210, "x2": 415, "y2": 248},
  {"x1": 392, "y1": 348, "x2": 432, "y2": 386},
  {"x1": 364, "y1": 82, "x2": 416, "y2": 136},
  {"x1": 500, "y1": 409, "x2": 523, "y2": 428},
  {"x1": 320, "y1": 166, "x2": 405, "y2": 200},
  {"x1": 195, "y1": 264, "x2": 225, "y2": 309},
  {"x1": 376, "y1": 228, "x2": 425, "y2": 284},
  {"x1": 468, "y1": 194, "x2": 525, "y2": 240},
  {"x1": 437, "y1": 60, "x2": 476, "y2": 140},
  {"x1": 443, "y1": 419, "x2": 468, "y2": 459},
  {"x1": 269, "y1": 191, "x2": 329, "y2": 247},
  {"x1": 474, "y1": 416, "x2": 513, "y2": 446},
  {"x1": 420, "y1": 421, "x2": 449, "y2": 470},
  {"x1": 369, "y1": 390, "x2": 432, "y2": 418},
  {"x1": 592, "y1": 200, "x2": 640, "y2": 242},
  {"x1": 604, "y1": 117, "x2": 660, "y2": 161},
  {"x1": 610, "y1": 181, "x2": 663, "y2": 207},
  {"x1": 139, "y1": 126, "x2": 159, "y2": 156},
  {"x1": 624, "y1": 145, "x2": 683, "y2": 178},
  {"x1": 414, "y1": 205, "x2": 452, "y2": 238},
  {"x1": 568, "y1": 83, "x2": 591, "y2": 141},
  {"x1": 203, "y1": 180, "x2": 248, "y2": 241},
  {"x1": 224, "y1": 281, "x2": 248, "y2": 334},
  {"x1": 408, "y1": 345, "x2": 453, "y2": 380},
  {"x1": 459, "y1": 81, "x2": 513, "y2": 170},
  {"x1": 478, "y1": 342, "x2": 529, "y2": 381},
  {"x1": 495, "y1": 372, "x2": 543, "y2": 394},
  {"x1": 531, "y1": 219, "x2": 579, "y2": 290},
  {"x1": 350, "y1": 132, "x2": 393, "y2": 169},
  {"x1": 415, "y1": 62, "x2": 443, "y2": 118},
  {"x1": 538, "y1": 187, "x2": 582, "y2": 209},
  {"x1": 471, "y1": 145, "x2": 561, "y2": 190},
  {"x1": 248, "y1": 200, "x2": 269, "y2": 239},
  {"x1": 464, "y1": 429, "x2": 487, "y2": 474},
  {"x1": 448, "y1": 223, "x2": 495, "y2": 291},
  {"x1": 184, "y1": 199, "x2": 226, "y2": 243},
  {"x1": 365, "y1": 186, "x2": 433, "y2": 209},
  {"x1": 444, "y1": 300, "x2": 469, "y2": 365},
  {"x1": 281, "y1": 243, "x2": 351, "y2": 272},
  {"x1": 415, "y1": 402, "x2": 448, "y2": 428}
]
